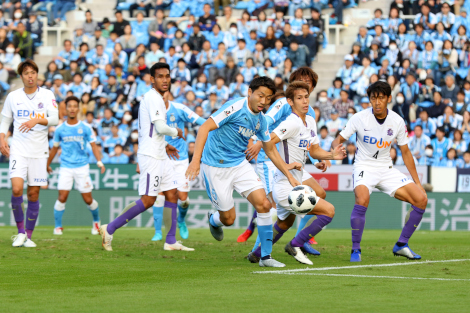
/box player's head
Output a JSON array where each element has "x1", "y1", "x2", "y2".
[
  {"x1": 17, "y1": 59, "x2": 39, "y2": 89},
  {"x1": 150, "y1": 62, "x2": 171, "y2": 95},
  {"x1": 285, "y1": 81, "x2": 310, "y2": 116},
  {"x1": 367, "y1": 81, "x2": 391, "y2": 117},
  {"x1": 289, "y1": 67, "x2": 318, "y2": 93},
  {"x1": 247, "y1": 76, "x2": 276, "y2": 113},
  {"x1": 65, "y1": 96, "x2": 80, "y2": 120}
]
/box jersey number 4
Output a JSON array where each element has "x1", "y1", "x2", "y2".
[{"x1": 372, "y1": 151, "x2": 379, "y2": 159}]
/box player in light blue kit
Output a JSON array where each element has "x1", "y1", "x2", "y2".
[
  {"x1": 47, "y1": 96, "x2": 106, "y2": 235},
  {"x1": 186, "y1": 76, "x2": 302, "y2": 267},
  {"x1": 151, "y1": 92, "x2": 206, "y2": 241}
]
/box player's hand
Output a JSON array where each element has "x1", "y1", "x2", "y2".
[
  {"x1": 136, "y1": 163, "x2": 140, "y2": 174},
  {"x1": 287, "y1": 175, "x2": 301, "y2": 187},
  {"x1": 185, "y1": 160, "x2": 200, "y2": 181},
  {"x1": 332, "y1": 144, "x2": 347, "y2": 160},
  {"x1": 97, "y1": 161, "x2": 105, "y2": 174},
  {"x1": 47, "y1": 166, "x2": 53, "y2": 174},
  {"x1": 315, "y1": 161, "x2": 328, "y2": 172},
  {"x1": 287, "y1": 162, "x2": 302, "y2": 171},
  {"x1": 0, "y1": 139, "x2": 10, "y2": 157},
  {"x1": 166, "y1": 144, "x2": 180, "y2": 160},
  {"x1": 176, "y1": 128, "x2": 185, "y2": 140},
  {"x1": 19, "y1": 119, "x2": 38, "y2": 133},
  {"x1": 245, "y1": 141, "x2": 262, "y2": 162}
]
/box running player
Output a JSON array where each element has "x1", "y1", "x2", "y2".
[
  {"x1": 186, "y1": 76, "x2": 301, "y2": 267},
  {"x1": 47, "y1": 96, "x2": 105, "y2": 236},
  {"x1": 99, "y1": 62, "x2": 194, "y2": 252},
  {"x1": 331, "y1": 81, "x2": 428, "y2": 262},
  {"x1": 247, "y1": 81, "x2": 346, "y2": 265},
  {"x1": 151, "y1": 91, "x2": 206, "y2": 241},
  {"x1": 0, "y1": 59, "x2": 59, "y2": 247}
]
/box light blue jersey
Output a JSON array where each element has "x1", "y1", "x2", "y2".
[
  {"x1": 202, "y1": 97, "x2": 270, "y2": 168},
  {"x1": 53, "y1": 121, "x2": 96, "y2": 169},
  {"x1": 166, "y1": 101, "x2": 205, "y2": 160}
]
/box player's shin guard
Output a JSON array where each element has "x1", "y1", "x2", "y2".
[
  {"x1": 25, "y1": 201, "x2": 40, "y2": 239},
  {"x1": 11, "y1": 195, "x2": 25, "y2": 234},
  {"x1": 54, "y1": 200, "x2": 66, "y2": 228},
  {"x1": 257, "y1": 212, "x2": 273, "y2": 258},
  {"x1": 153, "y1": 195, "x2": 165, "y2": 232},
  {"x1": 398, "y1": 205, "x2": 425, "y2": 244},
  {"x1": 351, "y1": 204, "x2": 368, "y2": 250},
  {"x1": 87, "y1": 199, "x2": 100, "y2": 223},
  {"x1": 253, "y1": 222, "x2": 287, "y2": 258},
  {"x1": 295, "y1": 215, "x2": 314, "y2": 236},
  {"x1": 177, "y1": 198, "x2": 189, "y2": 223},
  {"x1": 107, "y1": 200, "x2": 146, "y2": 235},
  {"x1": 291, "y1": 215, "x2": 332, "y2": 247},
  {"x1": 163, "y1": 201, "x2": 177, "y2": 244}
]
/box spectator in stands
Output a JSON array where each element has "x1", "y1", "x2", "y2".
[
  {"x1": 269, "y1": 39, "x2": 287, "y2": 68},
  {"x1": 240, "y1": 58, "x2": 258, "y2": 83},
  {"x1": 459, "y1": 151, "x2": 470, "y2": 168},
  {"x1": 13, "y1": 22, "x2": 33, "y2": 60},
  {"x1": 414, "y1": 3, "x2": 437, "y2": 33},
  {"x1": 69, "y1": 73, "x2": 88, "y2": 99},
  {"x1": 222, "y1": 57, "x2": 239, "y2": 85},
  {"x1": 436, "y1": 39, "x2": 458, "y2": 84},
  {"x1": 0, "y1": 28, "x2": 10, "y2": 55},
  {"x1": 132, "y1": 12, "x2": 150, "y2": 47},
  {"x1": 412, "y1": 109, "x2": 437, "y2": 138},
  {"x1": 82, "y1": 10, "x2": 98, "y2": 36},
  {"x1": 252, "y1": 42, "x2": 268, "y2": 68},
  {"x1": 441, "y1": 74, "x2": 459, "y2": 104},
  {"x1": 51, "y1": 74, "x2": 67, "y2": 104},
  {"x1": 199, "y1": 3, "x2": 217, "y2": 32},
  {"x1": 145, "y1": 42, "x2": 165, "y2": 68},
  {"x1": 336, "y1": 54, "x2": 355, "y2": 89},
  {"x1": 437, "y1": 105, "x2": 463, "y2": 136},
  {"x1": 54, "y1": 39, "x2": 79, "y2": 71},
  {"x1": 451, "y1": 8, "x2": 469, "y2": 36},
  {"x1": 88, "y1": 26, "x2": 107, "y2": 50},
  {"x1": 188, "y1": 23, "x2": 206, "y2": 51},
  {"x1": 120, "y1": 25, "x2": 137, "y2": 52},
  {"x1": 298, "y1": 24, "x2": 317, "y2": 62},
  {"x1": 318, "y1": 126, "x2": 333, "y2": 151},
  {"x1": 333, "y1": 89, "x2": 354, "y2": 119},
  {"x1": 0, "y1": 42, "x2": 21, "y2": 78},
  {"x1": 325, "y1": 108, "x2": 345, "y2": 138},
  {"x1": 409, "y1": 124, "x2": 431, "y2": 162},
  {"x1": 393, "y1": 91, "x2": 409, "y2": 124},
  {"x1": 129, "y1": 0, "x2": 153, "y2": 18},
  {"x1": 109, "y1": 144, "x2": 129, "y2": 164},
  {"x1": 88, "y1": 44, "x2": 110, "y2": 71},
  {"x1": 452, "y1": 90, "x2": 468, "y2": 115},
  {"x1": 356, "y1": 26, "x2": 373, "y2": 52},
  {"x1": 373, "y1": 25, "x2": 390, "y2": 50},
  {"x1": 400, "y1": 72, "x2": 419, "y2": 106},
  {"x1": 418, "y1": 77, "x2": 438, "y2": 107},
  {"x1": 26, "y1": 12, "x2": 42, "y2": 50},
  {"x1": 432, "y1": 126, "x2": 452, "y2": 161},
  {"x1": 408, "y1": 23, "x2": 430, "y2": 51},
  {"x1": 113, "y1": 11, "x2": 130, "y2": 37},
  {"x1": 350, "y1": 42, "x2": 364, "y2": 65},
  {"x1": 461, "y1": 111, "x2": 470, "y2": 142},
  {"x1": 418, "y1": 40, "x2": 438, "y2": 79},
  {"x1": 201, "y1": 92, "x2": 222, "y2": 117},
  {"x1": 402, "y1": 41, "x2": 419, "y2": 69},
  {"x1": 51, "y1": 0, "x2": 76, "y2": 26},
  {"x1": 280, "y1": 23, "x2": 295, "y2": 48},
  {"x1": 220, "y1": 6, "x2": 238, "y2": 32},
  {"x1": 208, "y1": 76, "x2": 229, "y2": 103},
  {"x1": 328, "y1": 0, "x2": 349, "y2": 25},
  {"x1": 287, "y1": 39, "x2": 307, "y2": 68},
  {"x1": 438, "y1": 148, "x2": 458, "y2": 167},
  {"x1": 451, "y1": 129, "x2": 467, "y2": 157},
  {"x1": 314, "y1": 90, "x2": 333, "y2": 121},
  {"x1": 104, "y1": 125, "x2": 126, "y2": 154},
  {"x1": 342, "y1": 142, "x2": 356, "y2": 165},
  {"x1": 232, "y1": 39, "x2": 252, "y2": 67},
  {"x1": 366, "y1": 8, "x2": 388, "y2": 33},
  {"x1": 229, "y1": 73, "x2": 248, "y2": 98}
]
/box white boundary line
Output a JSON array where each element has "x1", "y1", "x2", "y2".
[
  {"x1": 253, "y1": 259, "x2": 470, "y2": 274},
  {"x1": 280, "y1": 273, "x2": 470, "y2": 281}
]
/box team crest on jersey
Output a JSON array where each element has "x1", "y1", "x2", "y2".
[
  {"x1": 387, "y1": 128, "x2": 393, "y2": 136},
  {"x1": 311, "y1": 130, "x2": 316, "y2": 137},
  {"x1": 275, "y1": 104, "x2": 281, "y2": 110},
  {"x1": 255, "y1": 121, "x2": 260, "y2": 130},
  {"x1": 78, "y1": 128, "x2": 83, "y2": 134},
  {"x1": 280, "y1": 129, "x2": 286, "y2": 133},
  {"x1": 170, "y1": 114, "x2": 176, "y2": 122},
  {"x1": 38, "y1": 102, "x2": 44, "y2": 109},
  {"x1": 156, "y1": 110, "x2": 159, "y2": 115}
]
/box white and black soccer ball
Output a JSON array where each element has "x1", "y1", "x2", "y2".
[{"x1": 288, "y1": 185, "x2": 318, "y2": 214}]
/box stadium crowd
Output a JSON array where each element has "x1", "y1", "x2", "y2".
[{"x1": 0, "y1": 0, "x2": 470, "y2": 169}]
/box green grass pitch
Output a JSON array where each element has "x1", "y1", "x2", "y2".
[{"x1": 1, "y1": 227, "x2": 469, "y2": 312}]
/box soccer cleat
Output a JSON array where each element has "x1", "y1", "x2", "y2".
[
  {"x1": 207, "y1": 212, "x2": 223, "y2": 241},
  {"x1": 259, "y1": 257, "x2": 286, "y2": 267},
  {"x1": 151, "y1": 231, "x2": 162, "y2": 241},
  {"x1": 163, "y1": 241, "x2": 195, "y2": 251},
  {"x1": 53, "y1": 227, "x2": 63, "y2": 235},
  {"x1": 301, "y1": 242, "x2": 321, "y2": 255},
  {"x1": 99, "y1": 224, "x2": 113, "y2": 251},
  {"x1": 11, "y1": 233, "x2": 27, "y2": 247},
  {"x1": 23, "y1": 239, "x2": 37, "y2": 248},
  {"x1": 308, "y1": 237, "x2": 318, "y2": 245},
  {"x1": 178, "y1": 222, "x2": 189, "y2": 239},
  {"x1": 350, "y1": 249, "x2": 362, "y2": 262},
  {"x1": 91, "y1": 222, "x2": 100, "y2": 235},
  {"x1": 237, "y1": 229, "x2": 253, "y2": 243},
  {"x1": 247, "y1": 251, "x2": 260, "y2": 263},
  {"x1": 393, "y1": 243, "x2": 421, "y2": 260},
  {"x1": 285, "y1": 241, "x2": 313, "y2": 265}
]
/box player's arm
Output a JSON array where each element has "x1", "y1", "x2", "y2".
[
  {"x1": 309, "y1": 143, "x2": 346, "y2": 160},
  {"x1": 185, "y1": 118, "x2": 218, "y2": 181},
  {"x1": 331, "y1": 134, "x2": 347, "y2": 149},
  {"x1": 0, "y1": 115, "x2": 13, "y2": 157},
  {"x1": 90, "y1": 142, "x2": 106, "y2": 174},
  {"x1": 47, "y1": 144, "x2": 59, "y2": 174},
  {"x1": 19, "y1": 99, "x2": 59, "y2": 133}
]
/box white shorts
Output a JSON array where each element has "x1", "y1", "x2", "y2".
[
  {"x1": 201, "y1": 161, "x2": 264, "y2": 212},
  {"x1": 353, "y1": 166, "x2": 413, "y2": 197},
  {"x1": 58, "y1": 164, "x2": 93, "y2": 193},
  {"x1": 272, "y1": 174, "x2": 307, "y2": 221},
  {"x1": 9, "y1": 155, "x2": 48, "y2": 186},
  {"x1": 138, "y1": 155, "x2": 180, "y2": 197},
  {"x1": 302, "y1": 168, "x2": 313, "y2": 182},
  {"x1": 256, "y1": 160, "x2": 276, "y2": 194},
  {"x1": 170, "y1": 159, "x2": 190, "y2": 192}
]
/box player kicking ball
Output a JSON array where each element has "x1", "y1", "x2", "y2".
[
  {"x1": 99, "y1": 62, "x2": 193, "y2": 252},
  {"x1": 186, "y1": 76, "x2": 301, "y2": 268},
  {"x1": 331, "y1": 81, "x2": 428, "y2": 262},
  {"x1": 247, "y1": 82, "x2": 346, "y2": 265},
  {"x1": 0, "y1": 59, "x2": 58, "y2": 247},
  {"x1": 47, "y1": 96, "x2": 105, "y2": 236}
]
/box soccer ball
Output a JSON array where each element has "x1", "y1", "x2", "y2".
[{"x1": 288, "y1": 185, "x2": 318, "y2": 214}]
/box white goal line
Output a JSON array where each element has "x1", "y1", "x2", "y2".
[
  {"x1": 253, "y1": 259, "x2": 470, "y2": 274},
  {"x1": 281, "y1": 273, "x2": 470, "y2": 282}
]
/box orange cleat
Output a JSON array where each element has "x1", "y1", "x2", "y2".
[
  {"x1": 308, "y1": 237, "x2": 318, "y2": 245},
  {"x1": 237, "y1": 229, "x2": 253, "y2": 243}
]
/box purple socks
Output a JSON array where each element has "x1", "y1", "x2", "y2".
[
  {"x1": 25, "y1": 200, "x2": 40, "y2": 239},
  {"x1": 253, "y1": 222, "x2": 287, "y2": 258},
  {"x1": 11, "y1": 195, "x2": 25, "y2": 234},
  {"x1": 351, "y1": 204, "x2": 368, "y2": 250},
  {"x1": 107, "y1": 199, "x2": 146, "y2": 235},
  {"x1": 291, "y1": 215, "x2": 332, "y2": 247},
  {"x1": 398, "y1": 205, "x2": 425, "y2": 243},
  {"x1": 247, "y1": 211, "x2": 257, "y2": 232},
  {"x1": 164, "y1": 201, "x2": 177, "y2": 245}
]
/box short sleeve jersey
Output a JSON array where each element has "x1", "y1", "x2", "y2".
[
  {"x1": 1, "y1": 87, "x2": 58, "y2": 158},
  {"x1": 202, "y1": 97, "x2": 270, "y2": 168},
  {"x1": 340, "y1": 108, "x2": 409, "y2": 168},
  {"x1": 53, "y1": 121, "x2": 96, "y2": 168}
]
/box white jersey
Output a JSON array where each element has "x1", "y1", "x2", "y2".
[
  {"x1": 1, "y1": 87, "x2": 57, "y2": 158},
  {"x1": 340, "y1": 108, "x2": 408, "y2": 168},
  {"x1": 137, "y1": 88, "x2": 168, "y2": 160},
  {"x1": 273, "y1": 113, "x2": 319, "y2": 181}
]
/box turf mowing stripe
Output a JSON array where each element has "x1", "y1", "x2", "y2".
[
  {"x1": 279, "y1": 273, "x2": 470, "y2": 281},
  {"x1": 253, "y1": 259, "x2": 470, "y2": 274}
]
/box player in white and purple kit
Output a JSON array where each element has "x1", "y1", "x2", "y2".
[{"x1": 332, "y1": 81, "x2": 428, "y2": 262}]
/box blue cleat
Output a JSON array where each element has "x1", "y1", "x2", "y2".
[
  {"x1": 301, "y1": 242, "x2": 321, "y2": 255},
  {"x1": 393, "y1": 243, "x2": 421, "y2": 260},
  {"x1": 350, "y1": 249, "x2": 362, "y2": 262},
  {"x1": 178, "y1": 222, "x2": 189, "y2": 239},
  {"x1": 151, "y1": 231, "x2": 162, "y2": 241}
]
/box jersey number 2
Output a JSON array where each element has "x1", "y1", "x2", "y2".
[
  {"x1": 372, "y1": 151, "x2": 379, "y2": 159},
  {"x1": 11, "y1": 160, "x2": 16, "y2": 170}
]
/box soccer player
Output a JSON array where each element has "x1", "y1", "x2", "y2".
[
  {"x1": 99, "y1": 62, "x2": 194, "y2": 252},
  {"x1": 186, "y1": 76, "x2": 302, "y2": 268},
  {"x1": 0, "y1": 59, "x2": 59, "y2": 247},
  {"x1": 247, "y1": 81, "x2": 346, "y2": 265},
  {"x1": 47, "y1": 96, "x2": 105, "y2": 236},
  {"x1": 331, "y1": 81, "x2": 428, "y2": 262},
  {"x1": 151, "y1": 91, "x2": 206, "y2": 241}
]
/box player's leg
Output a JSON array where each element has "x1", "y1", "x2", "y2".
[
  {"x1": 177, "y1": 191, "x2": 189, "y2": 239},
  {"x1": 81, "y1": 192, "x2": 100, "y2": 235},
  {"x1": 151, "y1": 193, "x2": 165, "y2": 241},
  {"x1": 53, "y1": 190, "x2": 70, "y2": 235},
  {"x1": 350, "y1": 185, "x2": 371, "y2": 262},
  {"x1": 10, "y1": 156, "x2": 27, "y2": 247},
  {"x1": 76, "y1": 165, "x2": 100, "y2": 235},
  {"x1": 301, "y1": 173, "x2": 327, "y2": 245}
]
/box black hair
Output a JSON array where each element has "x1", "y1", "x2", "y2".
[
  {"x1": 437, "y1": 126, "x2": 446, "y2": 133},
  {"x1": 177, "y1": 58, "x2": 186, "y2": 63},
  {"x1": 414, "y1": 124, "x2": 423, "y2": 130},
  {"x1": 150, "y1": 62, "x2": 170, "y2": 77},
  {"x1": 249, "y1": 76, "x2": 276, "y2": 95},
  {"x1": 65, "y1": 96, "x2": 80, "y2": 105},
  {"x1": 366, "y1": 81, "x2": 392, "y2": 98},
  {"x1": 320, "y1": 125, "x2": 328, "y2": 131}
]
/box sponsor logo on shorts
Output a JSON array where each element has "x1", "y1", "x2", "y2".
[{"x1": 34, "y1": 178, "x2": 48, "y2": 182}]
